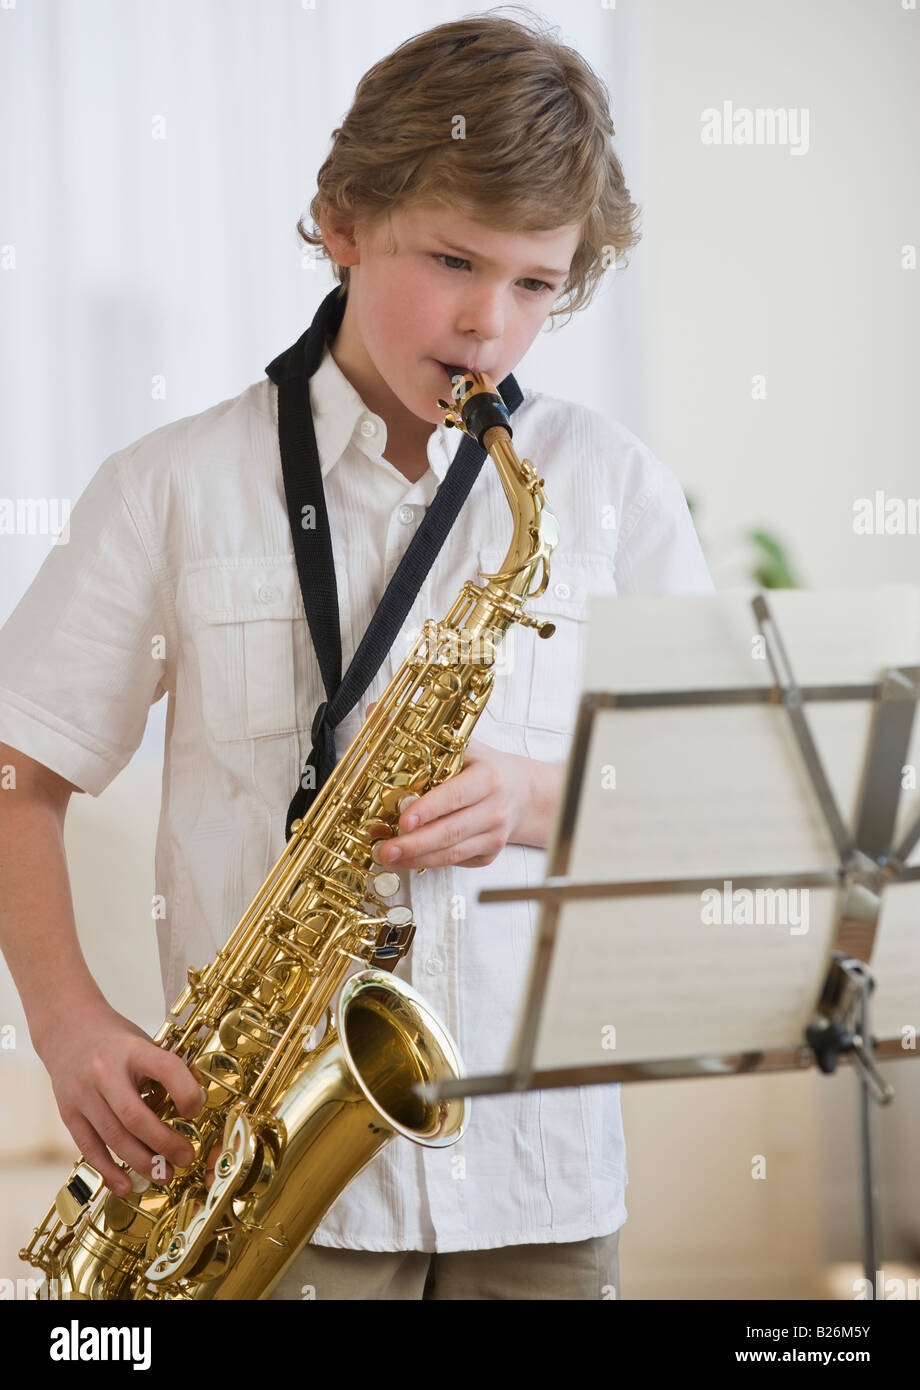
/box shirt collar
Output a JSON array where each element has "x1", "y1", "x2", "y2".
[{"x1": 310, "y1": 342, "x2": 462, "y2": 485}]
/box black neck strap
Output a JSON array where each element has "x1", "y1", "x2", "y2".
[{"x1": 265, "y1": 286, "x2": 523, "y2": 840}]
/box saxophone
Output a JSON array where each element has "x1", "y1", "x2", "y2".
[{"x1": 19, "y1": 367, "x2": 559, "y2": 1300}]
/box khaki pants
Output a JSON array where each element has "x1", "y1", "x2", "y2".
[{"x1": 267, "y1": 1229, "x2": 620, "y2": 1300}]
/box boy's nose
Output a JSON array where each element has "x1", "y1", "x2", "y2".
[{"x1": 455, "y1": 290, "x2": 504, "y2": 344}]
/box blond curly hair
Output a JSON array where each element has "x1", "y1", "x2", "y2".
[{"x1": 297, "y1": 7, "x2": 641, "y2": 322}]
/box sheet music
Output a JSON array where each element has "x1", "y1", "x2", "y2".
[
  {"x1": 567, "y1": 703, "x2": 867, "y2": 882},
  {"x1": 533, "y1": 892, "x2": 839, "y2": 1067},
  {"x1": 518, "y1": 584, "x2": 920, "y2": 1072},
  {"x1": 867, "y1": 884, "x2": 920, "y2": 1040}
]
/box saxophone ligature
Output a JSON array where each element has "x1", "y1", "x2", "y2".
[{"x1": 20, "y1": 365, "x2": 559, "y2": 1300}]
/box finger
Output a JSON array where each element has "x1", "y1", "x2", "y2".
[
  {"x1": 81, "y1": 1095, "x2": 169, "y2": 1186},
  {"x1": 137, "y1": 1046, "x2": 205, "y2": 1121},
  {"x1": 107, "y1": 1078, "x2": 196, "y2": 1168},
  {"x1": 382, "y1": 801, "x2": 493, "y2": 865},
  {"x1": 365, "y1": 700, "x2": 397, "y2": 725},
  {"x1": 64, "y1": 1112, "x2": 133, "y2": 1197},
  {"x1": 398, "y1": 764, "x2": 491, "y2": 832},
  {"x1": 83, "y1": 1094, "x2": 168, "y2": 1181},
  {"x1": 405, "y1": 831, "x2": 502, "y2": 871}
]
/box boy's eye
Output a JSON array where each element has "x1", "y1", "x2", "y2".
[{"x1": 432, "y1": 253, "x2": 554, "y2": 296}]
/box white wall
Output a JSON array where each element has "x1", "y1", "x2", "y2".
[{"x1": 635, "y1": 0, "x2": 919, "y2": 591}]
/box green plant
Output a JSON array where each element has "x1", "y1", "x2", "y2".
[
  {"x1": 685, "y1": 493, "x2": 800, "y2": 589},
  {"x1": 748, "y1": 529, "x2": 800, "y2": 589}
]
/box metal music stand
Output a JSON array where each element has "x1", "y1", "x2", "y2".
[{"x1": 420, "y1": 588, "x2": 920, "y2": 1288}]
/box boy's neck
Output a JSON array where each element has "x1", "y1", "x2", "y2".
[
  {"x1": 327, "y1": 310, "x2": 433, "y2": 485},
  {"x1": 380, "y1": 450, "x2": 431, "y2": 485}
]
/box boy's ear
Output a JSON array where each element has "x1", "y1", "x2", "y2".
[{"x1": 320, "y1": 209, "x2": 361, "y2": 267}]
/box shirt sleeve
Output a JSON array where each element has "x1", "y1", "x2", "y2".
[
  {"x1": 614, "y1": 453, "x2": 716, "y2": 596},
  {"x1": 0, "y1": 451, "x2": 170, "y2": 796}
]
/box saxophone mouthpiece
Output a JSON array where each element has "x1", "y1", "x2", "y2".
[{"x1": 439, "y1": 368, "x2": 513, "y2": 448}]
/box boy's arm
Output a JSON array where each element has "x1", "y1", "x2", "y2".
[
  {"x1": 0, "y1": 743, "x2": 102, "y2": 1033},
  {"x1": 0, "y1": 742, "x2": 203, "y2": 1195}
]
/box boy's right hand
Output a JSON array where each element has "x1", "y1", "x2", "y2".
[{"x1": 32, "y1": 996, "x2": 204, "y2": 1198}]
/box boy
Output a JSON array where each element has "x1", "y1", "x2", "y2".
[{"x1": 0, "y1": 13, "x2": 713, "y2": 1299}]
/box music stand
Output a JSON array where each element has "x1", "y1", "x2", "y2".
[{"x1": 420, "y1": 585, "x2": 920, "y2": 1287}]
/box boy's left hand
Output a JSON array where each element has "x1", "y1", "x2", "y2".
[{"x1": 365, "y1": 703, "x2": 534, "y2": 870}]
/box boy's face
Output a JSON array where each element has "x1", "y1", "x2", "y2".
[{"x1": 331, "y1": 202, "x2": 584, "y2": 430}]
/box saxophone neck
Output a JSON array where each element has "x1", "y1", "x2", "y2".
[{"x1": 439, "y1": 369, "x2": 559, "y2": 614}]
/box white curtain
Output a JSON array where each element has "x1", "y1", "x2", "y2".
[{"x1": 0, "y1": 0, "x2": 640, "y2": 646}]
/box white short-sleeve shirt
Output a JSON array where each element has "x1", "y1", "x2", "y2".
[{"x1": 0, "y1": 340, "x2": 715, "y2": 1252}]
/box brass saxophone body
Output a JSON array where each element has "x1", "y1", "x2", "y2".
[{"x1": 20, "y1": 368, "x2": 558, "y2": 1300}]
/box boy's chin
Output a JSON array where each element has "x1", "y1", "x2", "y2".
[
  {"x1": 378, "y1": 360, "x2": 459, "y2": 425},
  {"x1": 408, "y1": 362, "x2": 457, "y2": 420}
]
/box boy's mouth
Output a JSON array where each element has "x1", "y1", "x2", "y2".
[{"x1": 435, "y1": 360, "x2": 483, "y2": 380}]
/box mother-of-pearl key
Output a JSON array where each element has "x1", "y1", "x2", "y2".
[{"x1": 371, "y1": 871, "x2": 401, "y2": 898}]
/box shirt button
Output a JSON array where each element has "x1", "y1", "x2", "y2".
[
  {"x1": 553, "y1": 581, "x2": 571, "y2": 600},
  {"x1": 424, "y1": 956, "x2": 445, "y2": 975},
  {"x1": 258, "y1": 584, "x2": 279, "y2": 603},
  {"x1": 359, "y1": 418, "x2": 378, "y2": 438},
  {"x1": 398, "y1": 504, "x2": 415, "y2": 525}
]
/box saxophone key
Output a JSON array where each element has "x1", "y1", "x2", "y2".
[
  {"x1": 329, "y1": 865, "x2": 368, "y2": 897},
  {"x1": 378, "y1": 772, "x2": 413, "y2": 814},
  {"x1": 101, "y1": 1183, "x2": 172, "y2": 1241},
  {"x1": 54, "y1": 1162, "x2": 104, "y2": 1228},
  {"x1": 191, "y1": 1052, "x2": 245, "y2": 1107},
  {"x1": 371, "y1": 871, "x2": 401, "y2": 898},
  {"x1": 218, "y1": 1005, "x2": 273, "y2": 1056},
  {"x1": 287, "y1": 918, "x2": 327, "y2": 958},
  {"x1": 161, "y1": 1118, "x2": 205, "y2": 1177},
  {"x1": 432, "y1": 671, "x2": 463, "y2": 697}
]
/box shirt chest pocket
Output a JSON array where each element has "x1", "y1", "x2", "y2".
[
  {"x1": 478, "y1": 547, "x2": 616, "y2": 735},
  {"x1": 185, "y1": 560, "x2": 308, "y2": 742}
]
